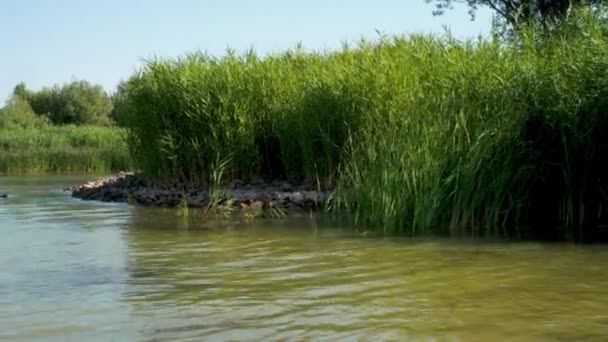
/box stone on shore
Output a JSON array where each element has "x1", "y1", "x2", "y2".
[{"x1": 69, "y1": 172, "x2": 331, "y2": 216}]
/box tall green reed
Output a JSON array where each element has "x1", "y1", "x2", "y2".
[
  {"x1": 123, "y1": 11, "x2": 608, "y2": 240},
  {"x1": 0, "y1": 126, "x2": 131, "y2": 174}
]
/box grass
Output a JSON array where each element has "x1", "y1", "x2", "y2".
[
  {"x1": 0, "y1": 125, "x2": 132, "y2": 174},
  {"x1": 122, "y1": 11, "x2": 608, "y2": 240}
]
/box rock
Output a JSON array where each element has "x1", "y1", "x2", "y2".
[
  {"x1": 188, "y1": 193, "x2": 209, "y2": 207},
  {"x1": 249, "y1": 176, "x2": 265, "y2": 186},
  {"x1": 250, "y1": 201, "x2": 264, "y2": 211},
  {"x1": 319, "y1": 191, "x2": 330, "y2": 204},
  {"x1": 253, "y1": 192, "x2": 272, "y2": 204},
  {"x1": 301, "y1": 198, "x2": 317, "y2": 209},
  {"x1": 231, "y1": 189, "x2": 256, "y2": 203},
  {"x1": 109, "y1": 189, "x2": 125, "y2": 201},
  {"x1": 70, "y1": 172, "x2": 332, "y2": 215},
  {"x1": 287, "y1": 191, "x2": 304, "y2": 204},
  {"x1": 278, "y1": 197, "x2": 290, "y2": 207},
  {"x1": 229, "y1": 179, "x2": 245, "y2": 189},
  {"x1": 123, "y1": 175, "x2": 140, "y2": 188},
  {"x1": 80, "y1": 188, "x2": 98, "y2": 200},
  {"x1": 280, "y1": 182, "x2": 294, "y2": 192},
  {"x1": 295, "y1": 184, "x2": 312, "y2": 191}
]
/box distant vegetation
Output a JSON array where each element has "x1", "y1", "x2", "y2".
[
  {"x1": 0, "y1": 93, "x2": 49, "y2": 129},
  {"x1": 0, "y1": 126, "x2": 130, "y2": 174},
  {"x1": 10, "y1": 80, "x2": 114, "y2": 126},
  {"x1": 0, "y1": 80, "x2": 130, "y2": 173}
]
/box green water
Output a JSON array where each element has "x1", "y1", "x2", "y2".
[{"x1": 2, "y1": 176, "x2": 608, "y2": 341}]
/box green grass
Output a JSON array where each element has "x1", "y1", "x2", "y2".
[
  {"x1": 0, "y1": 125, "x2": 131, "y2": 174},
  {"x1": 120, "y1": 11, "x2": 608, "y2": 240}
]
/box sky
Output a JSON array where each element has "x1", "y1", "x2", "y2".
[{"x1": 0, "y1": 0, "x2": 492, "y2": 103}]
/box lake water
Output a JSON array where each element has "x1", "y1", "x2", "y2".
[{"x1": 1, "y1": 176, "x2": 608, "y2": 341}]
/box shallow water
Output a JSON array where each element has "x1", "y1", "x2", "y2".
[{"x1": 1, "y1": 176, "x2": 608, "y2": 341}]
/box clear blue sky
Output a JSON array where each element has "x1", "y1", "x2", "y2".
[{"x1": 0, "y1": 0, "x2": 491, "y2": 103}]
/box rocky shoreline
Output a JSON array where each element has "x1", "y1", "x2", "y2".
[{"x1": 69, "y1": 172, "x2": 331, "y2": 215}]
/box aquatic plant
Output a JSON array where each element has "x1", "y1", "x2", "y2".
[
  {"x1": 201, "y1": 156, "x2": 236, "y2": 219},
  {"x1": 0, "y1": 125, "x2": 131, "y2": 174},
  {"x1": 123, "y1": 11, "x2": 608, "y2": 240}
]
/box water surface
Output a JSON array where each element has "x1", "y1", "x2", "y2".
[{"x1": 1, "y1": 176, "x2": 608, "y2": 341}]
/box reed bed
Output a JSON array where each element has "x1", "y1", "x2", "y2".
[
  {"x1": 0, "y1": 126, "x2": 131, "y2": 174},
  {"x1": 124, "y1": 12, "x2": 608, "y2": 240}
]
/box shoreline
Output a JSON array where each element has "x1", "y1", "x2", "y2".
[{"x1": 69, "y1": 172, "x2": 332, "y2": 215}]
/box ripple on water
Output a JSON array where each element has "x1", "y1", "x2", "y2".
[{"x1": 3, "y1": 176, "x2": 608, "y2": 341}]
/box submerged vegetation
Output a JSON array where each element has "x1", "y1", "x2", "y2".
[{"x1": 121, "y1": 12, "x2": 608, "y2": 240}]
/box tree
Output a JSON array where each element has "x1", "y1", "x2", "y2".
[
  {"x1": 426, "y1": 0, "x2": 607, "y2": 37},
  {"x1": 109, "y1": 80, "x2": 130, "y2": 126},
  {"x1": 60, "y1": 80, "x2": 113, "y2": 125},
  {"x1": 26, "y1": 86, "x2": 62, "y2": 122},
  {"x1": 0, "y1": 93, "x2": 49, "y2": 129},
  {"x1": 12, "y1": 82, "x2": 30, "y2": 99},
  {"x1": 26, "y1": 80, "x2": 114, "y2": 126}
]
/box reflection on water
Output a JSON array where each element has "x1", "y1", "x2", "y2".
[{"x1": 1, "y1": 176, "x2": 608, "y2": 341}]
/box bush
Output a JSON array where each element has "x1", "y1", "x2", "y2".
[
  {"x1": 109, "y1": 80, "x2": 130, "y2": 126},
  {"x1": 0, "y1": 95, "x2": 49, "y2": 129},
  {"x1": 25, "y1": 80, "x2": 113, "y2": 126}
]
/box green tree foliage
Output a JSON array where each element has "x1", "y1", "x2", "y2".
[
  {"x1": 109, "y1": 80, "x2": 130, "y2": 126},
  {"x1": 426, "y1": 0, "x2": 607, "y2": 36},
  {"x1": 24, "y1": 80, "x2": 113, "y2": 126},
  {"x1": 12, "y1": 82, "x2": 29, "y2": 99},
  {"x1": 0, "y1": 94, "x2": 49, "y2": 129}
]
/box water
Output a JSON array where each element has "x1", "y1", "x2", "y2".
[{"x1": 2, "y1": 176, "x2": 608, "y2": 341}]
